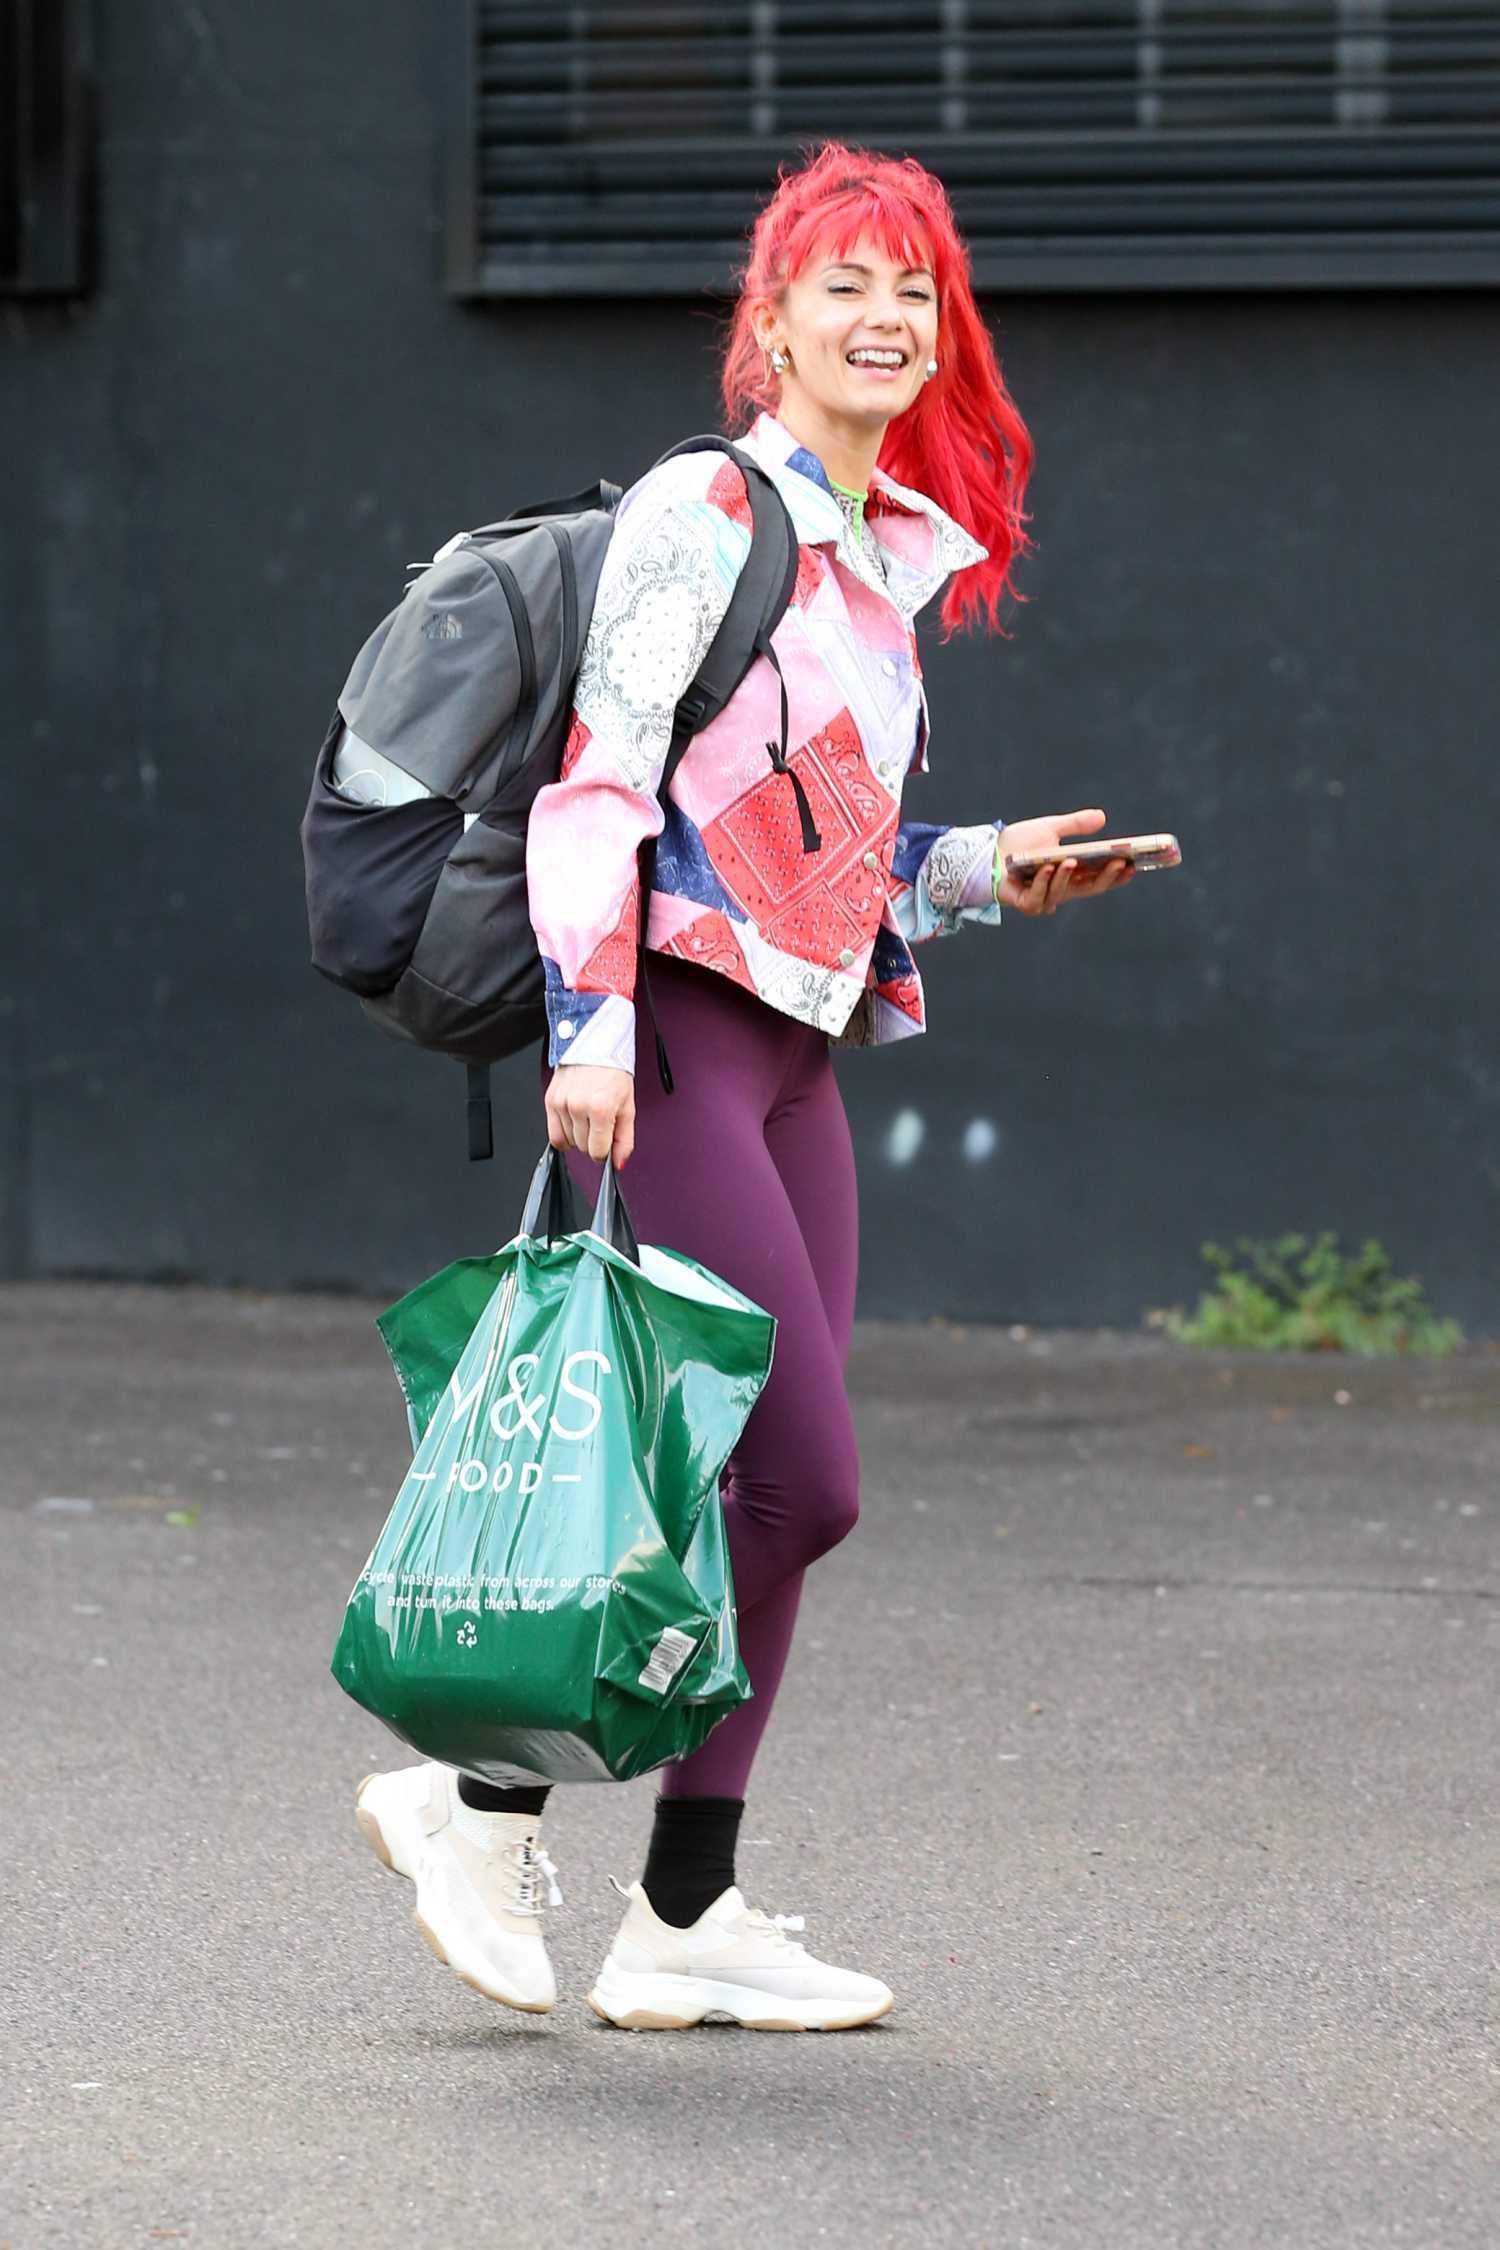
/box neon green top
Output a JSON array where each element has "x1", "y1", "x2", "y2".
[{"x1": 829, "y1": 476, "x2": 869, "y2": 545}]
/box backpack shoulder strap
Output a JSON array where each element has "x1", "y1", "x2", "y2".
[{"x1": 650, "y1": 435, "x2": 800, "y2": 796}]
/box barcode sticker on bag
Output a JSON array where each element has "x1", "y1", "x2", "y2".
[{"x1": 637, "y1": 1626, "x2": 699, "y2": 1697}]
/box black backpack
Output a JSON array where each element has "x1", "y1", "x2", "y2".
[{"x1": 300, "y1": 436, "x2": 806, "y2": 1158}]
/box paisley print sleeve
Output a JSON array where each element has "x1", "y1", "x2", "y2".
[
  {"x1": 526, "y1": 469, "x2": 751, "y2": 1070},
  {"x1": 889, "y1": 818, "x2": 1004, "y2": 945}
]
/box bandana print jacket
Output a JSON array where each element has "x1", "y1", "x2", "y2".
[{"x1": 526, "y1": 409, "x2": 1004, "y2": 1074}]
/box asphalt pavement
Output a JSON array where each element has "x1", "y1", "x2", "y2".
[{"x1": 3, "y1": 1282, "x2": 1496, "y2": 2249}]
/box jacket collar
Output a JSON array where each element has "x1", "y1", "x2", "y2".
[{"x1": 734, "y1": 410, "x2": 988, "y2": 620}]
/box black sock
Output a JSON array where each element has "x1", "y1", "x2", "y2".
[
  {"x1": 457, "y1": 1774, "x2": 552, "y2": 1818},
  {"x1": 640, "y1": 1794, "x2": 745, "y2": 1929}
]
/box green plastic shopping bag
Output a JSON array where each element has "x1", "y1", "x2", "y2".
[{"x1": 331, "y1": 1149, "x2": 776, "y2": 1784}]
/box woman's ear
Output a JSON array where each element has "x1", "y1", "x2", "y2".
[{"x1": 747, "y1": 292, "x2": 779, "y2": 354}]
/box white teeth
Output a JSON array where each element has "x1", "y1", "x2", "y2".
[{"x1": 847, "y1": 350, "x2": 905, "y2": 367}]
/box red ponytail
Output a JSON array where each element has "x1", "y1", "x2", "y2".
[{"x1": 721, "y1": 142, "x2": 1034, "y2": 639}]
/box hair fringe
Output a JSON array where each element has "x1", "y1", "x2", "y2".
[{"x1": 720, "y1": 141, "x2": 1034, "y2": 639}]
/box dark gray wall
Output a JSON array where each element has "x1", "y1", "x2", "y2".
[{"x1": 4, "y1": 2, "x2": 1497, "y2": 1330}]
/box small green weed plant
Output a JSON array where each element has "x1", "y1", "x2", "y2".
[{"x1": 1161, "y1": 1232, "x2": 1463, "y2": 1357}]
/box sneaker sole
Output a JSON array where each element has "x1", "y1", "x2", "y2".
[
  {"x1": 584, "y1": 1963, "x2": 893, "y2": 2034},
  {"x1": 355, "y1": 1774, "x2": 554, "y2": 2016},
  {"x1": 355, "y1": 1786, "x2": 397, "y2": 1873}
]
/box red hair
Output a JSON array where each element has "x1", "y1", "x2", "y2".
[{"x1": 721, "y1": 141, "x2": 1033, "y2": 639}]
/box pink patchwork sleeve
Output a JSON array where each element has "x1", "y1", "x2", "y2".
[{"x1": 526, "y1": 470, "x2": 749, "y2": 1072}]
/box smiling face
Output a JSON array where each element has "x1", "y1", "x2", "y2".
[{"x1": 754, "y1": 234, "x2": 940, "y2": 454}]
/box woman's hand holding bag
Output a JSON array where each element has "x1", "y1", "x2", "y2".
[{"x1": 546, "y1": 1064, "x2": 637, "y2": 1169}]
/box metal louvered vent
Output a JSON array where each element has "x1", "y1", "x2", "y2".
[
  {"x1": 449, "y1": 1, "x2": 1500, "y2": 293},
  {"x1": 1, "y1": 0, "x2": 93, "y2": 295}
]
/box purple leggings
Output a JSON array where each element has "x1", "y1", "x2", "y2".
[{"x1": 541, "y1": 952, "x2": 861, "y2": 1800}]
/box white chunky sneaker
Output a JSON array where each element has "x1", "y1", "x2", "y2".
[
  {"x1": 355, "y1": 1763, "x2": 560, "y2": 2013},
  {"x1": 587, "y1": 1881, "x2": 893, "y2": 2032}
]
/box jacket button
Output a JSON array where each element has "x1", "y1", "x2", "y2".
[
  {"x1": 838, "y1": 948, "x2": 857, "y2": 969},
  {"x1": 881, "y1": 657, "x2": 898, "y2": 678},
  {"x1": 863, "y1": 851, "x2": 879, "y2": 872},
  {"x1": 558, "y1": 1020, "x2": 574, "y2": 1039},
  {"x1": 877, "y1": 760, "x2": 890, "y2": 778}
]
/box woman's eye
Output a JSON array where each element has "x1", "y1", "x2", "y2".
[{"x1": 828, "y1": 282, "x2": 931, "y2": 301}]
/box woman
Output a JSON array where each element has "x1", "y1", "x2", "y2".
[{"x1": 355, "y1": 142, "x2": 1132, "y2": 2031}]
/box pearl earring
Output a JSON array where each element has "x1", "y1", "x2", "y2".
[
  {"x1": 924, "y1": 357, "x2": 939, "y2": 380},
  {"x1": 770, "y1": 346, "x2": 790, "y2": 374}
]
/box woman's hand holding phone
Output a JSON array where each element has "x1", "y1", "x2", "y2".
[{"x1": 991, "y1": 809, "x2": 1139, "y2": 916}]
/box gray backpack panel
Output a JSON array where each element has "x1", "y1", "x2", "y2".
[
  {"x1": 338, "y1": 501, "x2": 608, "y2": 805},
  {"x1": 310, "y1": 497, "x2": 619, "y2": 1061},
  {"x1": 358, "y1": 500, "x2": 618, "y2": 1061}
]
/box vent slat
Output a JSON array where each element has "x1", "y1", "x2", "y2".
[
  {"x1": 479, "y1": 127, "x2": 1500, "y2": 188},
  {"x1": 479, "y1": 30, "x2": 1500, "y2": 85},
  {"x1": 480, "y1": 180, "x2": 1500, "y2": 237},
  {"x1": 479, "y1": 89, "x2": 1500, "y2": 140}
]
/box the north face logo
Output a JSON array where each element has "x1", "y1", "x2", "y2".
[{"x1": 422, "y1": 611, "x2": 463, "y2": 641}]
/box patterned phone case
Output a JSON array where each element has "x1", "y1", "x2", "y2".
[{"x1": 1004, "y1": 832, "x2": 1181, "y2": 878}]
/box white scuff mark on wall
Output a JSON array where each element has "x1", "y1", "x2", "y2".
[
  {"x1": 885, "y1": 1109, "x2": 925, "y2": 1166},
  {"x1": 962, "y1": 1117, "x2": 999, "y2": 1163}
]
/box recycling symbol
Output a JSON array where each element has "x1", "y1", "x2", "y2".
[{"x1": 455, "y1": 1620, "x2": 478, "y2": 1648}]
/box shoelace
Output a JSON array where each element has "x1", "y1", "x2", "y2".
[
  {"x1": 505, "y1": 1838, "x2": 564, "y2": 1916},
  {"x1": 744, "y1": 1907, "x2": 807, "y2": 1949}
]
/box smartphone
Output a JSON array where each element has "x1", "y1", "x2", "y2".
[{"x1": 1003, "y1": 832, "x2": 1181, "y2": 882}]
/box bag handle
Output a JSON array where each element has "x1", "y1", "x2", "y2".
[
  {"x1": 518, "y1": 1146, "x2": 578, "y2": 1244},
  {"x1": 498, "y1": 479, "x2": 625, "y2": 526},
  {"x1": 517, "y1": 1146, "x2": 640, "y2": 1265},
  {"x1": 590, "y1": 1158, "x2": 641, "y2": 1267}
]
